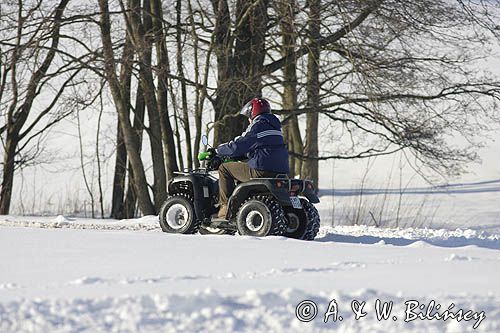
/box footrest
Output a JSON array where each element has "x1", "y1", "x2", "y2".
[{"x1": 209, "y1": 218, "x2": 236, "y2": 231}]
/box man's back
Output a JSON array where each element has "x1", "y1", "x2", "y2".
[
  {"x1": 217, "y1": 113, "x2": 289, "y2": 174},
  {"x1": 214, "y1": 97, "x2": 289, "y2": 218}
]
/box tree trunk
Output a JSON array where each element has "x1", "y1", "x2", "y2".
[
  {"x1": 172, "y1": 95, "x2": 185, "y2": 171},
  {"x1": 124, "y1": 166, "x2": 137, "y2": 218},
  {"x1": 124, "y1": 84, "x2": 146, "y2": 218},
  {"x1": 176, "y1": 0, "x2": 193, "y2": 169},
  {"x1": 111, "y1": 25, "x2": 134, "y2": 219},
  {"x1": 211, "y1": 0, "x2": 270, "y2": 145},
  {"x1": 0, "y1": 0, "x2": 70, "y2": 214},
  {"x1": 277, "y1": 0, "x2": 303, "y2": 177},
  {"x1": 188, "y1": 0, "x2": 201, "y2": 168},
  {"x1": 110, "y1": 121, "x2": 127, "y2": 218},
  {"x1": 99, "y1": 0, "x2": 156, "y2": 215},
  {"x1": 150, "y1": 0, "x2": 179, "y2": 180},
  {"x1": 301, "y1": 0, "x2": 320, "y2": 188},
  {"x1": 0, "y1": 133, "x2": 18, "y2": 214},
  {"x1": 129, "y1": 0, "x2": 168, "y2": 211}
]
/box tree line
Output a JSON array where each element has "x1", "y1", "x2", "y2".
[{"x1": 1, "y1": 0, "x2": 499, "y2": 217}]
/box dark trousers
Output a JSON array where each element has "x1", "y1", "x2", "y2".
[{"x1": 218, "y1": 162, "x2": 277, "y2": 207}]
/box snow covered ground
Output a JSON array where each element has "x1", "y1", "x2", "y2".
[
  {"x1": 1, "y1": 184, "x2": 500, "y2": 332},
  {"x1": 321, "y1": 179, "x2": 500, "y2": 234}
]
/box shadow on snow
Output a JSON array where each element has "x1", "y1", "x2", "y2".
[{"x1": 315, "y1": 232, "x2": 500, "y2": 250}]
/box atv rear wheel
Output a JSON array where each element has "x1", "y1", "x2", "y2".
[
  {"x1": 283, "y1": 208, "x2": 308, "y2": 239},
  {"x1": 236, "y1": 195, "x2": 287, "y2": 237},
  {"x1": 302, "y1": 199, "x2": 320, "y2": 240},
  {"x1": 159, "y1": 195, "x2": 201, "y2": 234}
]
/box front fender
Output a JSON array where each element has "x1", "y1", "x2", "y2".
[{"x1": 168, "y1": 174, "x2": 215, "y2": 220}]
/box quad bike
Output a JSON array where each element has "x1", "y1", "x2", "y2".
[{"x1": 158, "y1": 136, "x2": 321, "y2": 239}]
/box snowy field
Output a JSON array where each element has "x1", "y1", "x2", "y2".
[{"x1": 1, "y1": 181, "x2": 500, "y2": 332}]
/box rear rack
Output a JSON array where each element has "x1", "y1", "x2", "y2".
[{"x1": 249, "y1": 177, "x2": 314, "y2": 192}]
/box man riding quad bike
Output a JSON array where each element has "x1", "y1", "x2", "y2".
[{"x1": 159, "y1": 97, "x2": 320, "y2": 239}]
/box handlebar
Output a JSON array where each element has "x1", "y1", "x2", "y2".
[
  {"x1": 197, "y1": 150, "x2": 248, "y2": 171},
  {"x1": 197, "y1": 151, "x2": 211, "y2": 161}
]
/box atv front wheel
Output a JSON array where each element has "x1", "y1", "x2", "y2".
[
  {"x1": 236, "y1": 195, "x2": 287, "y2": 237},
  {"x1": 159, "y1": 195, "x2": 201, "y2": 234}
]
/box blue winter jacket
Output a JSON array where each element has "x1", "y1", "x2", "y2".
[{"x1": 216, "y1": 113, "x2": 290, "y2": 174}]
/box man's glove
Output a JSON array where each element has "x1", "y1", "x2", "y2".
[
  {"x1": 207, "y1": 148, "x2": 217, "y2": 158},
  {"x1": 207, "y1": 155, "x2": 223, "y2": 171}
]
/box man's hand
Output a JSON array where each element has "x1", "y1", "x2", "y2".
[
  {"x1": 207, "y1": 148, "x2": 217, "y2": 158},
  {"x1": 207, "y1": 155, "x2": 223, "y2": 171}
]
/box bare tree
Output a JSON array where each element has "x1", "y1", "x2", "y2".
[
  {"x1": 4, "y1": 0, "x2": 500, "y2": 216},
  {"x1": 0, "y1": 0, "x2": 84, "y2": 214},
  {"x1": 300, "y1": 0, "x2": 320, "y2": 187},
  {"x1": 210, "y1": 0, "x2": 271, "y2": 145},
  {"x1": 106, "y1": 0, "x2": 180, "y2": 216},
  {"x1": 123, "y1": 84, "x2": 147, "y2": 219},
  {"x1": 98, "y1": 0, "x2": 156, "y2": 215},
  {"x1": 176, "y1": 0, "x2": 193, "y2": 169},
  {"x1": 170, "y1": 0, "x2": 499, "y2": 184},
  {"x1": 110, "y1": 14, "x2": 134, "y2": 219},
  {"x1": 76, "y1": 109, "x2": 95, "y2": 218},
  {"x1": 267, "y1": 0, "x2": 500, "y2": 180},
  {"x1": 126, "y1": 0, "x2": 168, "y2": 210},
  {"x1": 187, "y1": 0, "x2": 214, "y2": 168},
  {"x1": 149, "y1": 0, "x2": 179, "y2": 181},
  {"x1": 275, "y1": 0, "x2": 303, "y2": 177}
]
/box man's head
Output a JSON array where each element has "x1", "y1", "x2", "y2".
[{"x1": 240, "y1": 97, "x2": 271, "y2": 120}]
